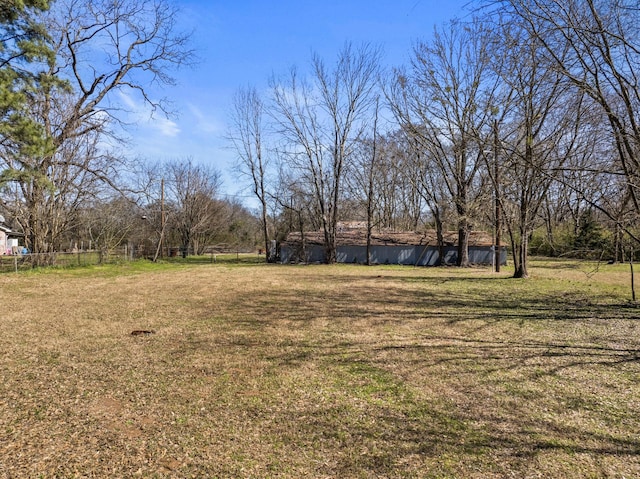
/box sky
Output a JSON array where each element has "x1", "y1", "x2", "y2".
[{"x1": 122, "y1": 0, "x2": 473, "y2": 206}]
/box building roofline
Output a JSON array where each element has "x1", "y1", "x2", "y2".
[{"x1": 283, "y1": 229, "x2": 499, "y2": 248}]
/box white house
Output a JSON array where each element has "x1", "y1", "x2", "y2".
[{"x1": 0, "y1": 217, "x2": 23, "y2": 254}]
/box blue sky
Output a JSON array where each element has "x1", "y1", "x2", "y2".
[{"x1": 123, "y1": 0, "x2": 472, "y2": 204}]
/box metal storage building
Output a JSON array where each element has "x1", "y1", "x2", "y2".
[{"x1": 280, "y1": 227, "x2": 507, "y2": 266}]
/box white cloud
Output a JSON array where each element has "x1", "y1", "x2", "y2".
[
  {"x1": 118, "y1": 90, "x2": 139, "y2": 111},
  {"x1": 118, "y1": 90, "x2": 181, "y2": 137},
  {"x1": 187, "y1": 103, "x2": 224, "y2": 134},
  {"x1": 150, "y1": 114, "x2": 180, "y2": 137}
]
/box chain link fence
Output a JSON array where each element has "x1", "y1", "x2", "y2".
[
  {"x1": 0, "y1": 247, "x2": 264, "y2": 273},
  {"x1": 0, "y1": 250, "x2": 130, "y2": 273}
]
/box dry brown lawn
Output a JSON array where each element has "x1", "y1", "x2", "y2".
[{"x1": 0, "y1": 258, "x2": 639, "y2": 478}]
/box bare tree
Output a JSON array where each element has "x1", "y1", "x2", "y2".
[
  {"x1": 373, "y1": 133, "x2": 425, "y2": 232},
  {"x1": 82, "y1": 195, "x2": 139, "y2": 262},
  {"x1": 46, "y1": 0, "x2": 193, "y2": 130},
  {"x1": 485, "y1": 18, "x2": 589, "y2": 278},
  {"x1": 401, "y1": 131, "x2": 451, "y2": 265},
  {"x1": 344, "y1": 98, "x2": 382, "y2": 264},
  {"x1": 271, "y1": 43, "x2": 381, "y2": 263},
  {"x1": 0, "y1": 0, "x2": 193, "y2": 263},
  {"x1": 498, "y1": 0, "x2": 640, "y2": 242},
  {"x1": 389, "y1": 20, "x2": 500, "y2": 267},
  {"x1": 164, "y1": 158, "x2": 222, "y2": 258},
  {"x1": 229, "y1": 86, "x2": 272, "y2": 261}
]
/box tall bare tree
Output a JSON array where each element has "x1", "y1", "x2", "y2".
[
  {"x1": 344, "y1": 98, "x2": 382, "y2": 264},
  {"x1": 389, "y1": 20, "x2": 500, "y2": 266},
  {"x1": 0, "y1": 0, "x2": 193, "y2": 263},
  {"x1": 485, "y1": 19, "x2": 588, "y2": 278},
  {"x1": 229, "y1": 86, "x2": 272, "y2": 261},
  {"x1": 271, "y1": 43, "x2": 380, "y2": 263},
  {"x1": 164, "y1": 158, "x2": 222, "y2": 258},
  {"x1": 498, "y1": 0, "x2": 640, "y2": 242}
]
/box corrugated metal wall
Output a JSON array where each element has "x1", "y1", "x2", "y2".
[{"x1": 281, "y1": 244, "x2": 508, "y2": 266}]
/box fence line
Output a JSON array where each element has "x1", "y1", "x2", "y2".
[
  {"x1": 0, "y1": 247, "x2": 262, "y2": 273},
  {"x1": 0, "y1": 250, "x2": 128, "y2": 273}
]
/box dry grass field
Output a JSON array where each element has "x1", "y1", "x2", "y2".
[{"x1": 1, "y1": 257, "x2": 639, "y2": 478}]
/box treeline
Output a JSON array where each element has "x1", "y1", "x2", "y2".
[
  {"x1": 230, "y1": 1, "x2": 640, "y2": 277},
  {"x1": 6, "y1": 156, "x2": 260, "y2": 261},
  {"x1": 74, "y1": 159, "x2": 260, "y2": 261}
]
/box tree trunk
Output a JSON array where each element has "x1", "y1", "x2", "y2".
[
  {"x1": 180, "y1": 229, "x2": 190, "y2": 259},
  {"x1": 513, "y1": 229, "x2": 529, "y2": 278},
  {"x1": 325, "y1": 233, "x2": 337, "y2": 263},
  {"x1": 25, "y1": 182, "x2": 56, "y2": 267},
  {"x1": 323, "y1": 201, "x2": 338, "y2": 264},
  {"x1": 434, "y1": 207, "x2": 445, "y2": 266},
  {"x1": 262, "y1": 198, "x2": 270, "y2": 263},
  {"x1": 457, "y1": 228, "x2": 470, "y2": 267},
  {"x1": 456, "y1": 177, "x2": 470, "y2": 267}
]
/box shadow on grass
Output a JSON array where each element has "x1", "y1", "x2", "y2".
[
  {"x1": 260, "y1": 336, "x2": 640, "y2": 476},
  {"x1": 373, "y1": 336, "x2": 640, "y2": 372},
  {"x1": 194, "y1": 268, "x2": 640, "y2": 475},
  {"x1": 261, "y1": 336, "x2": 640, "y2": 477},
  {"x1": 234, "y1": 273, "x2": 637, "y2": 326},
  {"x1": 289, "y1": 394, "x2": 640, "y2": 477}
]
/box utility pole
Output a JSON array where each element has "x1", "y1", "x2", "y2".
[
  {"x1": 494, "y1": 119, "x2": 501, "y2": 273},
  {"x1": 152, "y1": 178, "x2": 166, "y2": 262},
  {"x1": 160, "y1": 177, "x2": 165, "y2": 259}
]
